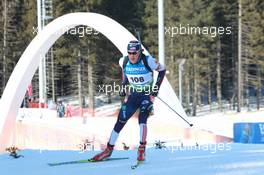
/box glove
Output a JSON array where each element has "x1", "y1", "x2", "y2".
[
  {"x1": 150, "y1": 90, "x2": 159, "y2": 97},
  {"x1": 119, "y1": 87, "x2": 126, "y2": 97}
]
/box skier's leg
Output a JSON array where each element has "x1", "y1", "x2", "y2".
[
  {"x1": 91, "y1": 95, "x2": 138, "y2": 161},
  {"x1": 138, "y1": 98, "x2": 153, "y2": 143},
  {"x1": 108, "y1": 94, "x2": 139, "y2": 143},
  {"x1": 137, "y1": 98, "x2": 153, "y2": 161}
]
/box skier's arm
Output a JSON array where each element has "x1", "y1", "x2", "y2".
[
  {"x1": 119, "y1": 57, "x2": 129, "y2": 96},
  {"x1": 119, "y1": 56, "x2": 129, "y2": 86},
  {"x1": 119, "y1": 72, "x2": 128, "y2": 97},
  {"x1": 148, "y1": 56, "x2": 166, "y2": 96},
  {"x1": 155, "y1": 68, "x2": 166, "y2": 90},
  {"x1": 121, "y1": 71, "x2": 129, "y2": 86}
]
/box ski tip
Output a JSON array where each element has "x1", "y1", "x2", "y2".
[
  {"x1": 131, "y1": 160, "x2": 144, "y2": 170},
  {"x1": 48, "y1": 163, "x2": 58, "y2": 166},
  {"x1": 131, "y1": 165, "x2": 137, "y2": 169},
  {"x1": 87, "y1": 158, "x2": 103, "y2": 163}
]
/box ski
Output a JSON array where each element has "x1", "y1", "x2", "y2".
[
  {"x1": 131, "y1": 160, "x2": 144, "y2": 169},
  {"x1": 48, "y1": 157, "x2": 129, "y2": 166}
]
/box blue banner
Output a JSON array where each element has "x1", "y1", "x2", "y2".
[{"x1": 233, "y1": 123, "x2": 264, "y2": 144}]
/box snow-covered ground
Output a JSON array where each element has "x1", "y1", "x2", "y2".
[
  {"x1": 1, "y1": 143, "x2": 264, "y2": 175},
  {"x1": 190, "y1": 109, "x2": 264, "y2": 138},
  {"x1": 1, "y1": 103, "x2": 264, "y2": 174},
  {"x1": 16, "y1": 103, "x2": 264, "y2": 141},
  {"x1": 14, "y1": 105, "x2": 236, "y2": 151}
]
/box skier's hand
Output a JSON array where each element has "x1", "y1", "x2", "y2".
[
  {"x1": 150, "y1": 90, "x2": 158, "y2": 97},
  {"x1": 119, "y1": 88, "x2": 126, "y2": 97}
]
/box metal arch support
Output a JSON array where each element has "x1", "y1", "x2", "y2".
[{"x1": 0, "y1": 12, "x2": 188, "y2": 151}]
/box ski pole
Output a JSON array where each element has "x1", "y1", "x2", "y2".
[{"x1": 156, "y1": 96, "x2": 193, "y2": 127}]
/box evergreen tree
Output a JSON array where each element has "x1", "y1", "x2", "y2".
[
  {"x1": 0, "y1": 0, "x2": 263, "y2": 113},
  {"x1": 143, "y1": 0, "x2": 158, "y2": 56},
  {"x1": 0, "y1": 0, "x2": 27, "y2": 96},
  {"x1": 242, "y1": 0, "x2": 264, "y2": 109}
]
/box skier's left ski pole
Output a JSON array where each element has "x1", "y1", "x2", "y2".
[{"x1": 156, "y1": 96, "x2": 193, "y2": 127}]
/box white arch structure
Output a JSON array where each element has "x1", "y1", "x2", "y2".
[{"x1": 0, "y1": 12, "x2": 189, "y2": 151}]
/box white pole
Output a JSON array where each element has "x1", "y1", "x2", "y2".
[
  {"x1": 41, "y1": 0, "x2": 46, "y2": 27},
  {"x1": 37, "y1": 0, "x2": 42, "y2": 31},
  {"x1": 42, "y1": 0, "x2": 47, "y2": 104},
  {"x1": 179, "y1": 59, "x2": 186, "y2": 104},
  {"x1": 158, "y1": 0, "x2": 165, "y2": 65},
  {"x1": 37, "y1": 0, "x2": 44, "y2": 107},
  {"x1": 237, "y1": 0, "x2": 242, "y2": 112}
]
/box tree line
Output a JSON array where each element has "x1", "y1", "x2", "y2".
[{"x1": 0, "y1": 0, "x2": 263, "y2": 116}]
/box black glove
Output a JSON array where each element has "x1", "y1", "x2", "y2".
[
  {"x1": 150, "y1": 90, "x2": 159, "y2": 97},
  {"x1": 119, "y1": 87, "x2": 126, "y2": 97}
]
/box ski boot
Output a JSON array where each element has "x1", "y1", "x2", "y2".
[
  {"x1": 91, "y1": 143, "x2": 114, "y2": 161},
  {"x1": 137, "y1": 142, "x2": 146, "y2": 161}
]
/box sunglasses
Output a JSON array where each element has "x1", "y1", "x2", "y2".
[{"x1": 128, "y1": 52, "x2": 138, "y2": 55}]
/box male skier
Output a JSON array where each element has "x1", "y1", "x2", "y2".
[{"x1": 91, "y1": 40, "x2": 166, "y2": 161}]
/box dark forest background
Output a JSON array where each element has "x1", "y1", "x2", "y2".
[{"x1": 0, "y1": 0, "x2": 263, "y2": 116}]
